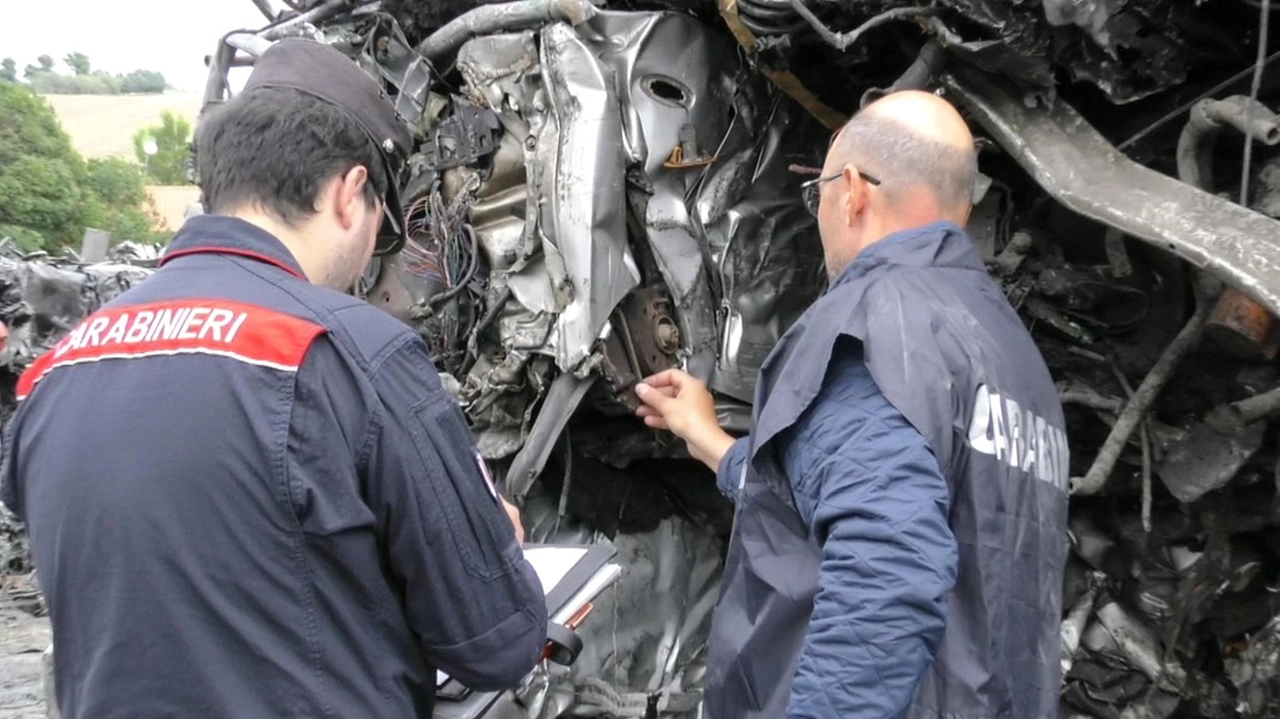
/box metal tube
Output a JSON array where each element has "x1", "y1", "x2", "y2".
[
  {"x1": 417, "y1": 0, "x2": 598, "y2": 63},
  {"x1": 942, "y1": 67, "x2": 1280, "y2": 317},
  {"x1": 1175, "y1": 96, "x2": 1280, "y2": 360},
  {"x1": 1176, "y1": 96, "x2": 1280, "y2": 191},
  {"x1": 1232, "y1": 384, "x2": 1280, "y2": 423},
  {"x1": 226, "y1": 32, "x2": 274, "y2": 59},
  {"x1": 258, "y1": 0, "x2": 353, "y2": 41}
]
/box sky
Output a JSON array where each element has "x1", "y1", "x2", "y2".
[{"x1": 1, "y1": 0, "x2": 272, "y2": 92}]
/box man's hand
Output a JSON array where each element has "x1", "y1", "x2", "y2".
[
  {"x1": 500, "y1": 496, "x2": 526, "y2": 545},
  {"x1": 634, "y1": 369, "x2": 736, "y2": 472}
]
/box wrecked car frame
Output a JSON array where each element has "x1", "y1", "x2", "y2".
[{"x1": 5, "y1": 0, "x2": 1280, "y2": 717}]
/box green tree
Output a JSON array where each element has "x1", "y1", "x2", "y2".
[
  {"x1": 83, "y1": 158, "x2": 162, "y2": 242},
  {"x1": 0, "y1": 83, "x2": 88, "y2": 249},
  {"x1": 133, "y1": 111, "x2": 192, "y2": 185},
  {"x1": 0, "y1": 59, "x2": 15, "y2": 83},
  {"x1": 29, "y1": 71, "x2": 121, "y2": 95},
  {"x1": 63, "y1": 52, "x2": 90, "y2": 76},
  {"x1": 37, "y1": 55, "x2": 53, "y2": 72},
  {"x1": 0, "y1": 83, "x2": 165, "y2": 250},
  {"x1": 120, "y1": 69, "x2": 166, "y2": 94}
]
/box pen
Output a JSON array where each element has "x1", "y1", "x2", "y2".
[{"x1": 540, "y1": 602, "x2": 595, "y2": 662}]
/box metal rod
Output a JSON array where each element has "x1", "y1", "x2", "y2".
[
  {"x1": 1060, "y1": 388, "x2": 1124, "y2": 414},
  {"x1": 249, "y1": 0, "x2": 277, "y2": 21},
  {"x1": 1072, "y1": 284, "x2": 1215, "y2": 496},
  {"x1": 1112, "y1": 366, "x2": 1152, "y2": 533},
  {"x1": 1239, "y1": 0, "x2": 1272, "y2": 205},
  {"x1": 1233, "y1": 384, "x2": 1280, "y2": 422}
]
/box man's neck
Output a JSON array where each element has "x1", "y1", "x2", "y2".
[{"x1": 229, "y1": 209, "x2": 324, "y2": 285}]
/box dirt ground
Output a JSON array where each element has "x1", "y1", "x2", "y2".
[{"x1": 0, "y1": 605, "x2": 48, "y2": 719}]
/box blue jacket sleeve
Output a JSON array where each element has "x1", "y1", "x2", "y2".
[
  {"x1": 716, "y1": 436, "x2": 750, "y2": 503},
  {"x1": 781, "y1": 349, "x2": 958, "y2": 719},
  {"x1": 361, "y1": 336, "x2": 548, "y2": 691}
]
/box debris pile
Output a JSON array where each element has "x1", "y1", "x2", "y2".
[
  {"x1": 985, "y1": 162, "x2": 1280, "y2": 715},
  {"x1": 0, "y1": 239, "x2": 157, "y2": 418},
  {"x1": 0, "y1": 239, "x2": 157, "y2": 614},
  {"x1": 0, "y1": 0, "x2": 1277, "y2": 711}
]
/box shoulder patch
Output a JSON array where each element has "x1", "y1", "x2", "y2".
[{"x1": 17, "y1": 299, "x2": 325, "y2": 400}]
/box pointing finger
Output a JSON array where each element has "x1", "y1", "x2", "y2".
[
  {"x1": 635, "y1": 382, "x2": 675, "y2": 413},
  {"x1": 641, "y1": 369, "x2": 688, "y2": 390}
]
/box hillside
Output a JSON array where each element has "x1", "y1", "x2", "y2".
[{"x1": 43, "y1": 92, "x2": 203, "y2": 160}]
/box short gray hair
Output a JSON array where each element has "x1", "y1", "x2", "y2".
[{"x1": 832, "y1": 111, "x2": 977, "y2": 212}]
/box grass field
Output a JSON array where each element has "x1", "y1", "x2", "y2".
[{"x1": 43, "y1": 92, "x2": 204, "y2": 161}]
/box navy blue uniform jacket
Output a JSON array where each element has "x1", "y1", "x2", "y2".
[
  {"x1": 702, "y1": 223, "x2": 1070, "y2": 719},
  {"x1": 0, "y1": 215, "x2": 548, "y2": 718}
]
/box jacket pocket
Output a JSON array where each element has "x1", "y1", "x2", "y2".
[{"x1": 408, "y1": 393, "x2": 518, "y2": 582}]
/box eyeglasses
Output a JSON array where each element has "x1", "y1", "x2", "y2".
[{"x1": 801, "y1": 169, "x2": 882, "y2": 217}]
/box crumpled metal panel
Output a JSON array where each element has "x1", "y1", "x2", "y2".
[
  {"x1": 457, "y1": 23, "x2": 641, "y2": 376},
  {"x1": 579, "y1": 10, "x2": 728, "y2": 386},
  {"x1": 511, "y1": 484, "x2": 724, "y2": 719},
  {"x1": 452, "y1": 9, "x2": 821, "y2": 419},
  {"x1": 533, "y1": 21, "x2": 640, "y2": 372},
  {"x1": 571, "y1": 10, "x2": 823, "y2": 401},
  {"x1": 0, "y1": 255, "x2": 154, "y2": 375},
  {"x1": 696, "y1": 97, "x2": 826, "y2": 402}
]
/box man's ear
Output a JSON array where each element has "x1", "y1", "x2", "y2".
[
  {"x1": 841, "y1": 164, "x2": 868, "y2": 227},
  {"x1": 334, "y1": 165, "x2": 371, "y2": 230}
]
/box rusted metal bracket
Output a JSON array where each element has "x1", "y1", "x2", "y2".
[{"x1": 716, "y1": 0, "x2": 847, "y2": 130}]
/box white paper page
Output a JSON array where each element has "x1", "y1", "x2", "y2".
[
  {"x1": 523, "y1": 546, "x2": 589, "y2": 595},
  {"x1": 552, "y1": 563, "x2": 622, "y2": 624}
]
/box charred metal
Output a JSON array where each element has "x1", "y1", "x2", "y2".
[{"x1": 1, "y1": 0, "x2": 1280, "y2": 716}]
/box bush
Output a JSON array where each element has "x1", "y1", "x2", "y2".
[
  {"x1": 134, "y1": 111, "x2": 192, "y2": 185},
  {"x1": 0, "y1": 84, "x2": 88, "y2": 245},
  {"x1": 83, "y1": 158, "x2": 163, "y2": 243},
  {"x1": 120, "y1": 70, "x2": 166, "y2": 94},
  {"x1": 0, "y1": 84, "x2": 166, "y2": 250}
]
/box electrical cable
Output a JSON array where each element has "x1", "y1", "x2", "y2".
[
  {"x1": 430, "y1": 225, "x2": 481, "y2": 307},
  {"x1": 1239, "y1": 0, "x2": 1272, "y2": 205},
  {"x1": 788, "y1": 0, "x2": 937, "y2": 51}
]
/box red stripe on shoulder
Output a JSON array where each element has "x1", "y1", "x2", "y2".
[{"x1": 16, "y1": 299, "x2": 325, "y2": 400}]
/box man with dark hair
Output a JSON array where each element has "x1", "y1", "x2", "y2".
[
  {"x1": 635, "y1": 91, "x2": 1069, "y2": 719},
  {"x1": 0, "y1": 38, "x2": 548, "y2": 718}
]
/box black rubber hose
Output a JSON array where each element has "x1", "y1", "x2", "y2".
[
  {"x1": 738, "y1": 11, "x2": 813, "y2": 35},
  {"x1": 739, "y1": 0, "x2": 820, "y2": 35},
  {"x1": 739, "y1": 0, "x2": 800, "y2": 19}
]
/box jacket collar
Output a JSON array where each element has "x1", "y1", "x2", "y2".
[
  {"x1": 829, "y1": 220, "x2": 984, "y2": 292},
  {"x1": 159, "y1": 215, "x2": 307, "y2": 280}
]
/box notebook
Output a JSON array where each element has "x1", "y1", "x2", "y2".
[{"x1": 433, "y1": 543, "x2": 622, "y2": 719}]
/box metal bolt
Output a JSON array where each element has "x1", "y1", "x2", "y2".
[{"x1": 655, "y1": 318, "x2": 680, "y2": 353}]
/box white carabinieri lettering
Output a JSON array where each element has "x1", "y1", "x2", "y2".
[
  {"x1": 58, "y1": 307, "x2": 251, "y2": 353},
  {"x1": 966, "y1": 383, "x2": 1069, "y2": 491}
]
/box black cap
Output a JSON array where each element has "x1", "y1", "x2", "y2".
[{"x1": 243, "y1": 38, "x2": 413, "y2": 255}]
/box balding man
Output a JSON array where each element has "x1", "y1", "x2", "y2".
[{"x1": 634, "y1": 91, "x2": 1069, "y2": 719}]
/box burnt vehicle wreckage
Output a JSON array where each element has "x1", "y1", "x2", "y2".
[{"x1": 2, "y1": 0, "x2": 1280, "y2": 716}]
